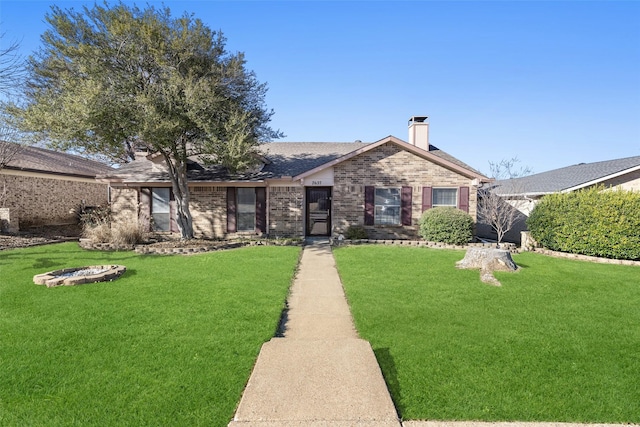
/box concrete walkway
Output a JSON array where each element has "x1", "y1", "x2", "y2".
[
  {"x1": 228, "y1": 239, "x2": 401, "y2": 426},
  {"x1": 229, "y1": 240, "x2": 634, "y2": 427}
]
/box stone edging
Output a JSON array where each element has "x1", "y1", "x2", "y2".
[
  {"x1": 531, "y1": 248, "x2": 640, "y2": 266},
  {"x1": 34, "y1": 265, "x2": 127, "y2": 287},
  {"x1": 331, "y1": 238, "x2": 519, "y2": 253},
  {"x1": 79, "y1": 238, "x2": 303, "y2": 255}
]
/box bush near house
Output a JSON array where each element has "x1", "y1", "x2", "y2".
[
  {"x1": 419, "y1": 207, "x2": 474, "y2": 245},
  {"x1": 527, "y1": 186, "x2": 640, "y2": 260}
]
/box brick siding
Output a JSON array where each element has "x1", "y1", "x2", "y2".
[
  {"x1": 268, "y1": 186, "x2": 304, "y2": 238},
  {"x1": 110, "y1": 187, "x2": 139, "y2": 225},
  {"x1": 190, "y1": 186, "x2": 227, "y2": 238},
  {"x1": 332, "y1": 142, "x2": 478, "y2": 239},
  {"x1": 1, "y1": 173, "x2": 108, "y2": 227}
]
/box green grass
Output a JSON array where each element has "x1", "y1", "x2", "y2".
[
  {"x1": 0, "y1": 242, "x2": 300, "y2": 426},
  {"x1": 334, "y1": 245, "x2": 640, "y2": 423}
]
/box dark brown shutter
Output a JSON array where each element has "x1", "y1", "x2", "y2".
[
  {"x1": 458, "y1": 186, "x2": 470, "y2": 213},
  {"x1": 139, "y1": 188, "x2": 152, "y2": 231},
  {"x1": 401, "y1": 186, "x2": 412, "y2": 226},
  {"x1": 226, "y1": 187, "x2": 236, "y2": 233},
  {"x1": 422, "y1": 186, "x2": 432, "y2": 212},
  {"x1": 364, "y1": 186, "x2": 375, "y2": 226},
  {"x1": 255, "y1": 187, "x2": 266, "y2": 233}
]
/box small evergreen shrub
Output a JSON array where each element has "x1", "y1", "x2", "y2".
[
  {"x1": 345, "y1": 225, "x2": 368, "y2": 240},
  {"x1": 527, "y1": 186, "x2": 640, "y2": 260},
  {"x1": 419, "y1": 207, "x2": 474, "y2": 245}
]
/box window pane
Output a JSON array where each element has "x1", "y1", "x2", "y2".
[
  {"x1": 152, "y1": 188, "x2": 170, "y2": 213},
  {"x1": 374, "y1": 188, "x2": 401, "y2": 225},
  {"x1": 237, "y1": 188, "x2": 256, "y2": 231},
  {"x1": 238, "y1": 212, "x2": 255, "y2": 231},
  {"x1": 153, "y1": 213, "x2": 171, "y2": 231},
  {"x1": 375, "y1": 206, "x2": 400, "y2": 225},
  {"x1": 433, "y1": 188, "x2": 457, "y2": 206},
  {"x1": 375, "y1": 188, "x2": 400, "y2": 206},
  {"x1": 151, "y1": 188, "x2": 171, "y2": 231}
]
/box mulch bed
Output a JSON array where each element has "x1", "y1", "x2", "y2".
[{"x1": 0, "y1": 225, "x2": 82, "y2": 251}]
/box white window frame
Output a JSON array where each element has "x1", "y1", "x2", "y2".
[
  {"x1": 374, "y1": 187, "x2": 401, "y2": 225},
  {"x1": 432, "y1": 187, "x2": 458, "y2": 208}
]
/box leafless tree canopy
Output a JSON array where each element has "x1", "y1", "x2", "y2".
[
  {"x1": 0, "y1": 33, "x2": 25, "y2": 98},
  {"x1": 477, "y1": 158, "x2": 532, "y2": 245}
]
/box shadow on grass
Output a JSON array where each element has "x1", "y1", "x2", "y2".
[{"x1": 374, "y1": 347, "x2": 404, "y2": 419}]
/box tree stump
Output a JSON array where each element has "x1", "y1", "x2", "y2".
[{"x1": 456, "y1": 247, "x2": 518, "y2": 286}]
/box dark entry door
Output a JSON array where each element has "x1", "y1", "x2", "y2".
[{"x1": 306, "y1": 187, "x2": 331, "y2": 236}]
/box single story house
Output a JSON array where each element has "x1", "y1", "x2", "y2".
[
  {"x1": 104, "y1": 117, "x2": 489, "y2": 240},
  {"x1": 478, "y1": 155, "x2": 640, "y2": 244},
  {"x1": 0, "y1": 142, "x2": 113, "y2": 231}
]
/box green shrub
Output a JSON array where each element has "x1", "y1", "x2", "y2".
[
  {"x1": 527, "y1": 186, "x2": 640, "y2": 260},
  {"x1": 345, "y1": 225, "x2": 368, "y2": 240},
  {"x1": 419, "y1": 207, "x2": 474, "y2": 245}
]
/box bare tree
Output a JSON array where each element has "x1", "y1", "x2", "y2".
[
  {"x1": 477, "y1": 158, "x2": 533, "y2": 246},
  {"x1": 0, "y1": 33, "x2": 25, "y2": 98},
  {"x1": 0, "y1": 33, "x2": 27, "y2": 208}
]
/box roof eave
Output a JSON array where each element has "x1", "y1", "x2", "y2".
[{"x1": 561, "y1": 164, "x2": 640, "y2": 193}]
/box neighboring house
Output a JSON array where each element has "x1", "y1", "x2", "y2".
[
  {"x1": 103, "y1": 117, "x2": 489, "y2": 240},
  {"x1": 478, "y1": 155, "x2": 640, "y2": 244},
  {"x1": 0, "y1": 142, "x2": 112, "y2": 230}
]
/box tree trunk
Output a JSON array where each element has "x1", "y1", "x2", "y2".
[
  {"x1": 456, "y1": 247, "x2": 518, "y2": 286},
  {"x1": 163, "y1": 151, "x2": 194, "y2": 240}
]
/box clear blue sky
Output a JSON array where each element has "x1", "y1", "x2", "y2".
[{"x1": 1, "y1": 0, "x2": 639, "y2": 175}]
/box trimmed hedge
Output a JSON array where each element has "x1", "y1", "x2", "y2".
[
  {"x1": 527, "y1": 186, "x2": 640, "y2": 260},
  {"x1": 419, "y1": 207, "x2": 474, "y2": 245}
]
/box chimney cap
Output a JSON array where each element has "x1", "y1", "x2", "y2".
[{"x1": 409, "y1": 116, "x2": 429, "y2": 125}]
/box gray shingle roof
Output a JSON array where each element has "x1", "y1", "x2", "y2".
[
  {"x1": 494, "y1": 155, "x2": 640, "y2": 196},
  {"x1": 107, "y1": 139, "x2": 484, "y2": 183},
  {"x1": 1, "y1": 142, "x2": 114, "y2": 178}
]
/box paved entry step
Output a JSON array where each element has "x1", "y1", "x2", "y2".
[{"x1": 229, "y1": 338, "x2": 400, "y2": 425}]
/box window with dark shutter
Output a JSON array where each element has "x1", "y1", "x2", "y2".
[
  {"x1": 226, "y1": 187, "x2": 236, "y2": 233},
  {"x1": 364, "y1": 186, "x2": 375, "y2": 226},
  {"x1": 458, "y1": 186, "x2": 470, "y2": 213},
  {"x1": 422, "y1": 186, "x2": 432, "y2": 212},
  {"x1": 256, "y1": 187, "x2": 266, "y2": 233},
  {"x1": 401, "y1": 186, "x2": 412, "y2": 226}
]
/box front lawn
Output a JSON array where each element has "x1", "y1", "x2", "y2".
[
  {"x1": 334, "y1": 246, "x2": 640, "y2": 423},
  {"x1": 0, "y1": 242, "x2": 300, "y2": 427}
]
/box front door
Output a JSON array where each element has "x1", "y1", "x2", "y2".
[{"x1": 306, "y1": 187, "x2": 331, "y2": 236}]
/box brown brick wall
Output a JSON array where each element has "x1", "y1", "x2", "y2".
[
  {"x1": 1, "y1": 173, "x2": 108, "y2": 227},
  {"x1": 332, "y1": 142, "x2": 478, "y2": 239},
  {"x1": 110, "y1": 187, "x2": 139, "y2": 225},
  {"x1": 268, "y1": 186, "x2": 303, "y2": 237},
  {"x1": 190, "y1": 186, "x2": 227, "y2": 238}
]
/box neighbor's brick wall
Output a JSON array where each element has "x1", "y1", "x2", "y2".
[
  {"x1": 268, "y1": 186, "x2": 303, "y2": 237},
  {"x1": 1, "y1": 173, "x2": 108, "y2": 227},
  {"x1": 332, "y1": 142, "x2": 478, "y2": 239},
  {"x1": 190, "y1": 186, "x2": 227, "y2": 238},
  {"x1": 602, "y1": 169, "x2": 640, "y2": 192}
]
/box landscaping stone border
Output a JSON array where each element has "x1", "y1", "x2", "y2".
[
  {"x1": 34, "y1": 265, "x2": 127, "y2": 287},
  {"x1": 78, "y1": 238, "x2": 303, "y2": 255},
  {"x1": 330, "y1": 238, "x2": 519, "y2": 253},
  {"x1": 531, "y1": 248, "x2": 640, "y2": 266}
]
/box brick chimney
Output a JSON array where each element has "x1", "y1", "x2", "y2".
[{"x1": 408, "y1": 116, "x2": 429, "y2": 151}]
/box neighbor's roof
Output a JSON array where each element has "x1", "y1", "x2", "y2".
[
  {"x1": 105, "y1": 137, "x2": 487, "y2": 184},
  {"x1": 494, "y1": 155, "x2": 640, "y2": 196},
  {"x1": 0, "y1": 142, "x2": 113, "y2": 178}
]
